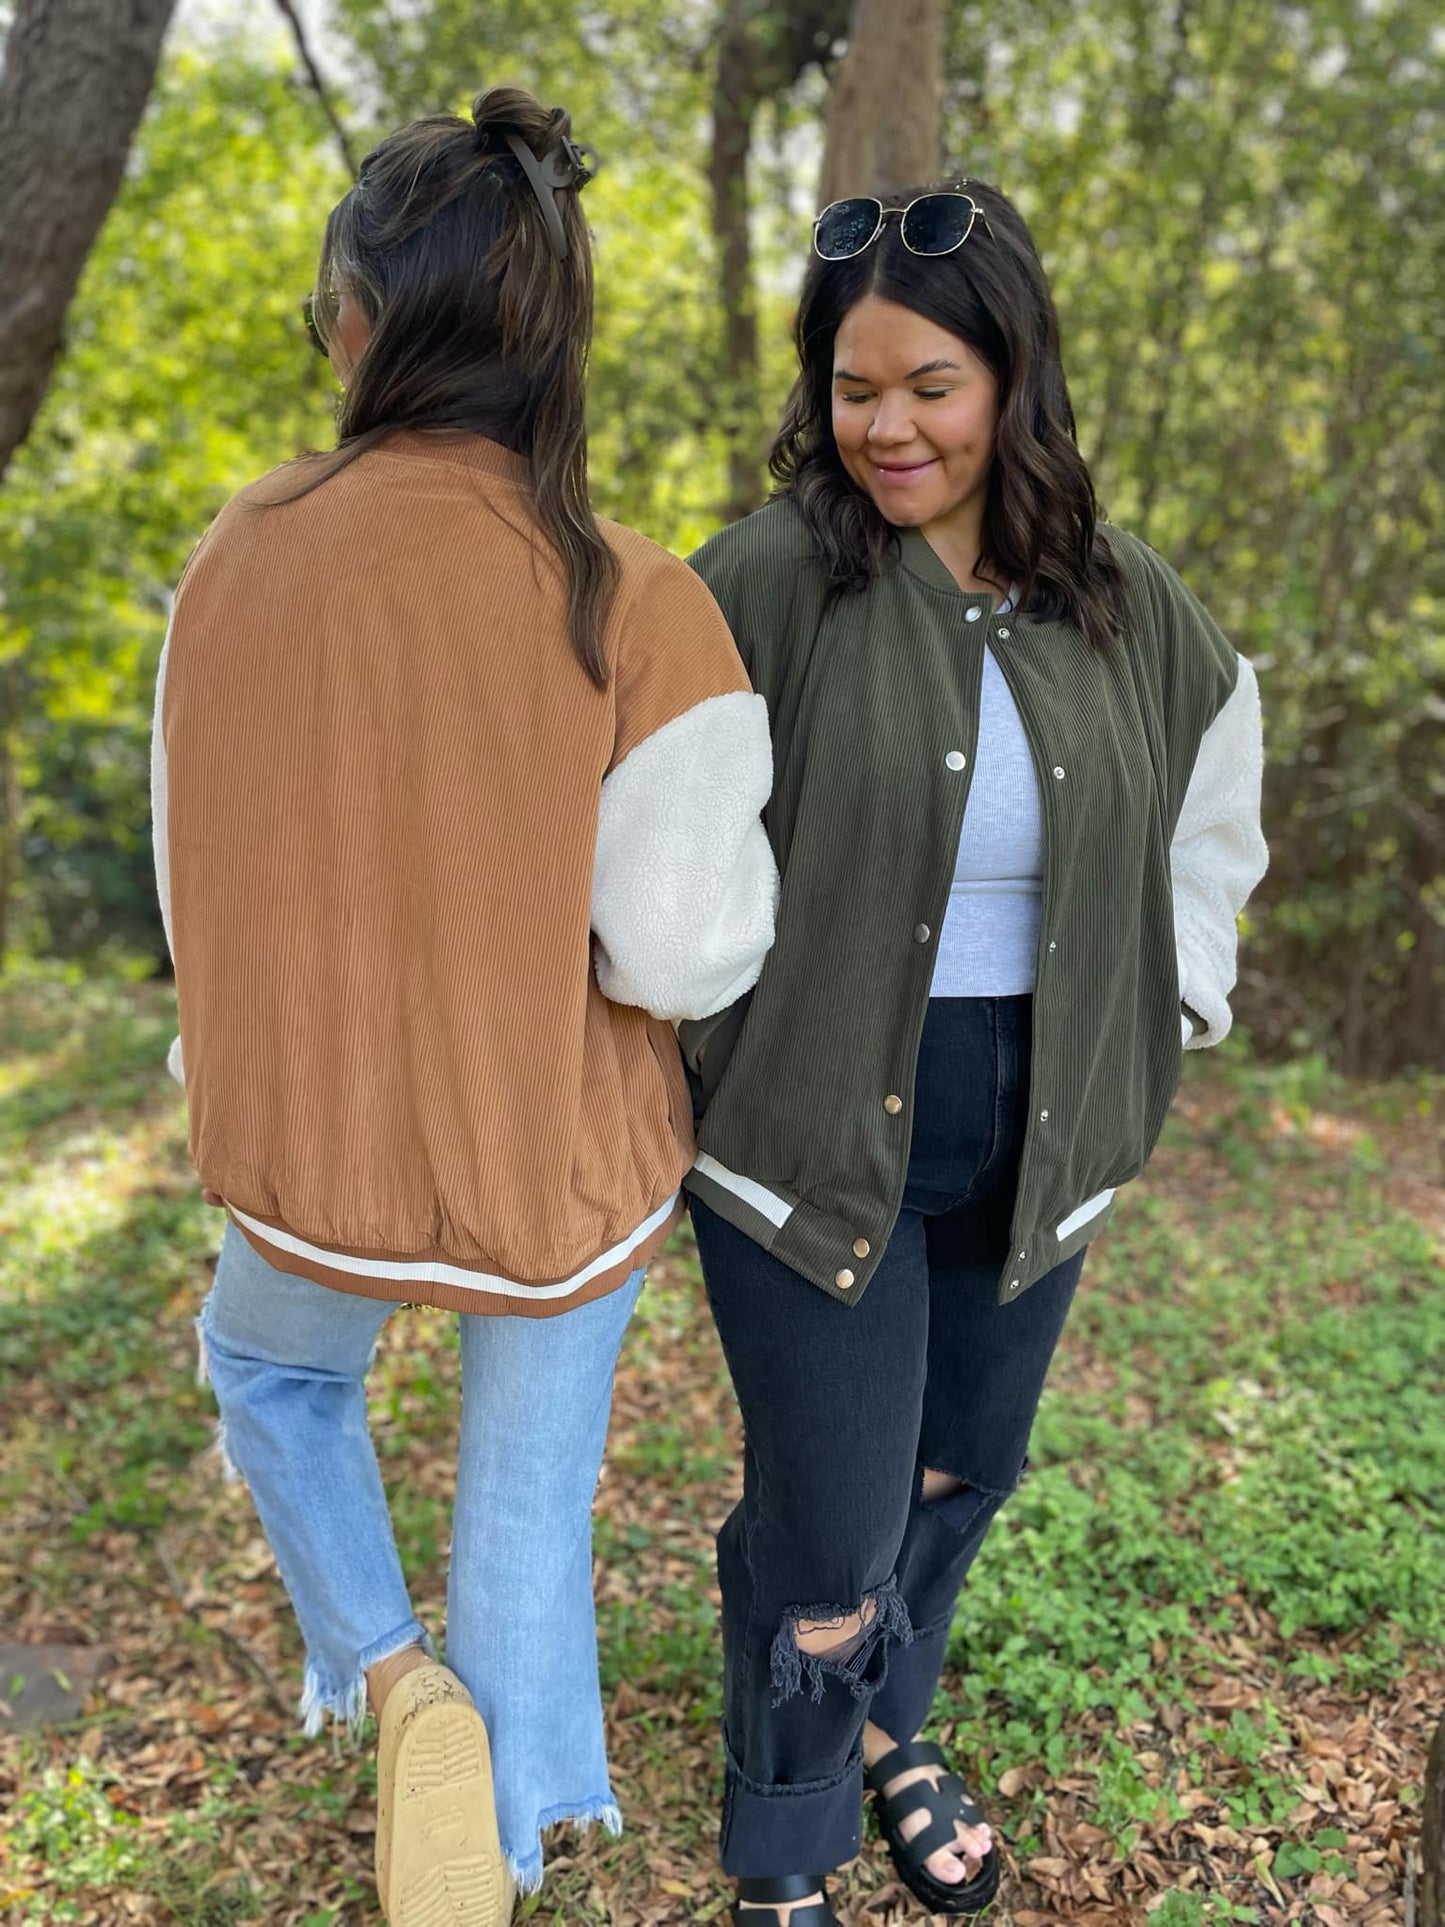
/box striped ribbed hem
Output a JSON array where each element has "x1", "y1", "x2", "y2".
[
  {"x1": 1055, "y1": 1186, "x2": 1116, "y2": 1243},
  {"x1": 684, "y1": 1154, "x2": 798, "y2": 1251},
  {"x1": 227, "y1": 1193, "x2": 684, "y2": 1316}
]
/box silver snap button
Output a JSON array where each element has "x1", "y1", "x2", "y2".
[
  {"x1": 914, "y1": 923, "x2": 931, "y2": 944},
  {"x1": 965, "y1": 607, "x2": 981, "y2": 622},
  {"x1": 997, "y1": 626, "x2": 1010, "y2": 639},
  {"x1": 1053, "y1": 766, "x2": 1066, "y2": 779},
  {"x1": 1048, "y1": 940, "x2": 1057, "y2": 952},
  {"x1": 944, "y1": 750, "x2": 967, "y2": 771},
  {"x1": 1039, "y1": 1109, "x2": 1049, "y2": 1121}
]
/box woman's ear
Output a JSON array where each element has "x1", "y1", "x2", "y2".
[{"x1": 328, "y1": 291, "x2": 372, "y2": 384}]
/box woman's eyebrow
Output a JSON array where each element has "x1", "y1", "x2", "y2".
[{"x1": 832, "y1": 359, "x2": 962, "y2": 382}]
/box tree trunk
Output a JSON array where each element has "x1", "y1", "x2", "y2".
[
  {"x1": 707, "y1": 0, "x2": 849, "y2": 521},
  {"x1": 1423, "y1": 1710, "x2": 1444, "y2": 1927},
  {"x1": 709, "y1": 0, "x2": 766, "y2": 524},
  {"x1": 818, "y1": 0, "x2": 944, "y2": 207},
  {"x1": 0, "y1": 0, "x2": 177, "y2": 482}
]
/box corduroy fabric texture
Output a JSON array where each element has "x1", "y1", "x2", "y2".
[
  {"x1": 163, "y1": 431, "x2": 746, "y2": 1313},
  {"x1": 682, "y1": 501, "x2": 1241, "y2": 1308}
]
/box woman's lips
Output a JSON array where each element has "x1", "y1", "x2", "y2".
[{"x1": 870, "y1": 457, "x2": 939, "y2": 483}]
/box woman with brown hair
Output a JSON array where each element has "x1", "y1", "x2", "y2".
[
  {"x1": 152, "y1": 87, "x2": 776, "y2": 1927},
  {"x1": 680, "y1": 179, "x2": 1267, "y2": 1923}
]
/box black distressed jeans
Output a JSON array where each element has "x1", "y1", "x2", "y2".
[{"x1": 691, "y1": 994, "x2": 1085, "y2": 1878}]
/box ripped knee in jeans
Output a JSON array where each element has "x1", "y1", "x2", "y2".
[
  {"x1": 770, "y1": 1577, "x2": 912, "y2": 1706},
  {"x1": 921, "y1": 1462, "x2": 1025, "y2": 1533}
]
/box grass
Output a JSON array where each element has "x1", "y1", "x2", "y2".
[{"x1": 0, "y1": 964, "x2": 1440, "y2": 1926}]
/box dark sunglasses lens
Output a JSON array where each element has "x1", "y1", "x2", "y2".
[
  {"x1": 900, "y1": 194, "x2": 975, "y2": 255},
  {"x1": 302, "y1": 294, "x2": 329, "y2": 355},
  {"x1": 815, "y1": 198, "x2": 881, "y2": 260}
]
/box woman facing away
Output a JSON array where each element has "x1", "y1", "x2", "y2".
[
  {"x1": 679, "y1": 180, "x2": 1269, "y2": 1924},
  {"x1": 151, "y1": 87, "x2": 777, "y2": 1927}
]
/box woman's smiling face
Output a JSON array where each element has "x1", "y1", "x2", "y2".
[{"x1": 831, "y1": 293, "x2": 999, "y2": 534}]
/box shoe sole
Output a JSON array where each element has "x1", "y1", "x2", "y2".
[
  {"x1": 380, "y1": 1698, "x2": 509, "y2": 1927},
  {"x1": 889, "y1": 1841, "x2": 1001, "y2": 1917}
]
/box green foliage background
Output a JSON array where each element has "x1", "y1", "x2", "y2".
[{"x1": 1, "y1": 0, "x2": 1441, "y2": 1070}]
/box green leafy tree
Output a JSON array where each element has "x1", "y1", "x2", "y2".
[
  {"x1": 2, "y1": 0, "x2": 1440, "y2": 1072},
  {"x1": 939, "y1": 0, "x2": 1444, "y2": 1070}
]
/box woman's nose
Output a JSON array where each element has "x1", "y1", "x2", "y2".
[{"x1": 868, "y1": 399, "x2": 916, "y2": 445}]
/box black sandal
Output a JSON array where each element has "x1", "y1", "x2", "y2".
[
  {"x1": 732, "y1": 1873, "x2": 840, "y2": 1925},
  {"x1": 865, "y1": 1739, "x2": 1001, "y2": 1917}
]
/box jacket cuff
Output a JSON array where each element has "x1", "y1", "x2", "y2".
[{"x1": 1177, "y1": 939, "x2": 1232, "y2": 1050}]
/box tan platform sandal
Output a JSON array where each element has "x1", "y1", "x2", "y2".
[{"x1": 374, "y1": 1663, "x2": 513, "y2": 1927}]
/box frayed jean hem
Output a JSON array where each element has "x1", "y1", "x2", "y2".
[
  {"x1": 506, "y1": 1797, "x2": 623, "y2": 1896},
  {"x1": 298, "y1": 1619, "x2": 434, "y2": 1741}
]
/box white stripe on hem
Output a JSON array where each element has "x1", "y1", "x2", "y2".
[
  {"x1": 227, "y1": 1193, "x2": 679, "y2": 1300},
  {"x1": 691, "y1": 1153, "x2": 794, "y2": 1229},
  {"x1": 1055, "y1": 1187, "x2": 1116, "y2": 1243}
]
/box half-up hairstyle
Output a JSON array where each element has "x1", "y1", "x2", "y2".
[
  {"x1": 771, "y1": 177, "x2": 1124, "y2": 653},
  {"x1": 280, "y1": 86, "x2": 617, "y2": 685}
]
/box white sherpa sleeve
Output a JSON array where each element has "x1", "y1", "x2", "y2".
[
  {"x1": 150, "y1": 623, "x2": 186, "y2": 1087},
  {"x1": 590, "y1": 690, "x2": 779, "y2": 1022},
  {"x1": 1172, "y1": 653, "x2": 1268, "y2": 1049}
]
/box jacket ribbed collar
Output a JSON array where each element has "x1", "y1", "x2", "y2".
[{"x1": 377, "y1": 428, "x2": 530, "y2": 485}]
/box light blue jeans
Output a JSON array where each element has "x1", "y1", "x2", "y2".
[{"x1": 198, "y1": 1222, "x2": 643, "y2": 1893}]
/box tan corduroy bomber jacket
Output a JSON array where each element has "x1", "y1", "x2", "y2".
[{"x1": 152, "y1": 431, "x2": 778, "y2": 1314}]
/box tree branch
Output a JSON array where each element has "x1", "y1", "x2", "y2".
[{"x1": 271, "y1": 0, "x2": 358, "y2": 179}]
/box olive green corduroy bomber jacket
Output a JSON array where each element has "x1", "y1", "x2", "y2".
[{"x1": 679, "y1": 499, "x2": 1268, "y2": 1309}]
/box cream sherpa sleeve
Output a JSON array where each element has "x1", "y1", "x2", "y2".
[{"x1": 1171, "y1": 654, "x2": 1269, "y2": 1048}]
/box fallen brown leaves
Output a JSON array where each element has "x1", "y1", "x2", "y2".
[
  {"x1": 979, "y1": 1674, "x2": 1437, "y2": 1927},
  {"x1": 1, "y1": 1069, "x2": 1439, "y2": 1927}
]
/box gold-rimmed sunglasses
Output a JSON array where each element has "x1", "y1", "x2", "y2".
[
  {"x1": 301, "y1": 289, "x2": 337, "y2": 357},
  {"x1": 812, "y1": 191, "x2": 994, "y2": 262}
]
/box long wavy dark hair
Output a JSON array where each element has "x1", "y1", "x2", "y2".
[
  {"x1": 771, "y1": 176, "x2": 1124, "y2": 652},
  {"x1": 273, "y1": 86, "x2": 617, "y2": 685}
]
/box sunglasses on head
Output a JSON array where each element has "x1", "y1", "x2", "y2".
[{"x1": 812, "y1": 191, "x2": 994, "y2": 262}]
